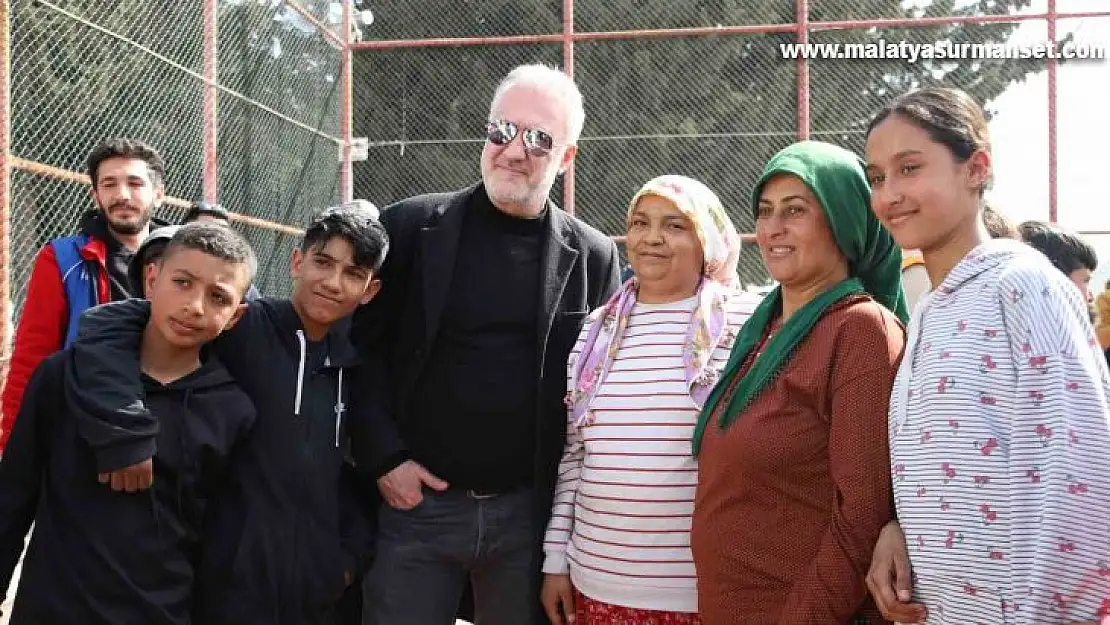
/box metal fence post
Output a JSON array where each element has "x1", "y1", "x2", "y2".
[
  {"x1": 796, "y1": 0, "x2": 810, "y2": 141},
  {"x1": 1047, "y1": 0, "x2": 1058, "y2": 224},
  {"x1": 0, "y1": 0, "x2": 12, "y2": 383},
  {"x1": 340, "y1": 0, "x2": 353, "y2": 203},
  {"x1": 203, "y1": 0, "x2": 219, "y2": 203},
  {"x1": 563, "y1": 0, "x2": 575, "y2": 216}
]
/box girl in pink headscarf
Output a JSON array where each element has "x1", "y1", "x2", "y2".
[{"x1": 540, "y1": 175, "x2": 760, "y2": 625}]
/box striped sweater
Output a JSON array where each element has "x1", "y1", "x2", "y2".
[
  {"x1": 890, "y1": 240, "x2": 1110, "y2": 624},
  {"x1": 542, "y1": 290, "x2": 758, "y2": 613}
]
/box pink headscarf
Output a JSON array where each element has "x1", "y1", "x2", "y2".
[{"x1": 565, "y1": 175, "x2": 742, "y2": 427}]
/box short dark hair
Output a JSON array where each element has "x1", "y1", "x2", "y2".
[
  {"x1": 183, "y1": 201, "x2": 231, "y2": 224},
  {"x1": 867, "y1": 87, "x2": 992, "y2": 196},
  {"x1": 1018, "y1": 220, "x2": 1097, "y2": 275},
  {"x1": 982, "y1": 203, "x2": 1019, "y2": 240},
  {"x1": 86, "y1": 137, "x2": 166, "y2": 186},
  {"x1": 163, "y1": 222, "x2": 258, "y2": 287},
  {"x1": 301, "y1": 200, "x2": 389, "y2": 274}
]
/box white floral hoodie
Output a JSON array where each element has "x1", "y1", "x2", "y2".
[{"x1": 889, "y1": 238, "x2": 1110, "y2": 624}]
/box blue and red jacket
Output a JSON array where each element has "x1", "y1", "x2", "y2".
[{"x1": 1, "y1": 232, "x2": 110, "y2": 450}]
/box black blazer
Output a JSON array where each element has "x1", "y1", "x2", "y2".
[{"x1": 350, "y1": 182, "x2": 620, "y2": 537}]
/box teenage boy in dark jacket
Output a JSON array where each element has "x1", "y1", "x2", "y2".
[
  {"x1": 0, "y1": 222, "x2": 258, "y2": 624},
  {"x1": 67, "y1": 201, "x2": 387, "y2": 625}
]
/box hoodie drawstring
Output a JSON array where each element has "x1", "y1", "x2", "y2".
[
  {"x1": 334, "y1": 369, "x2": 345, "y2": 448},
  {"x1": 294, "y1": 328, "x2": 346, "y2": 447},
  {"x1": 294, "y1": 330, "x2": 307, "y2": 416}
]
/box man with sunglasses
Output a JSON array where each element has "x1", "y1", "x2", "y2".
[{"x1": 351, "y1": 63, "x2": 621, "y2": 625}]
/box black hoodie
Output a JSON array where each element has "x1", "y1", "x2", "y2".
[
  {"x1": 68, "y1": 297, "x2": 377, "y2": 625},
  {"x1": 0, "y1": 347, "x2": 254, "y2": 625}
]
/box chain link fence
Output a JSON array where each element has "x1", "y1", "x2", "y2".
[
  {"x1": 351, "y1": 0, "x2": 1108, "y2": 288},
  {"x1": 2, "y1": 0, "x2": 1106, "y2": 359},
  {"x1": 4, "y1": 0, "x2": 345, "y2": 317}
]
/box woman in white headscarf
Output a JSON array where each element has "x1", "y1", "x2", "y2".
[{"x1": 539, "y1": 175, "x2": 760, "y2": 625}]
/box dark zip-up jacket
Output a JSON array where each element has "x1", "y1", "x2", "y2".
[
  {"x1": 0, "y1": 347, "x2": 254, "y2": 625},
  {"x1": 67, "y1": 298, "x2": 376, "y2": 625}
]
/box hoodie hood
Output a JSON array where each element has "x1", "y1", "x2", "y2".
[
  {"x1": 65, "y1": 345, "x2": 237, "y2": 430},
  {"x1": 154, "y1": 351, "x2": 237, "y2": 392},
  {"x1": 128, "y1": 225, "x2": 183, "y2": 294},
  {"x1": 263, "y1": 298, "x2": 362, "y2": 368},
  {"x1": 934, "y1": 237, "x2": 1041, "y2": 297},
  {"x1": 80, "y1": 209, "x2": 171, "y2": 250}
]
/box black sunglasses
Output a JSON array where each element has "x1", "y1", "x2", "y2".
[{"x1": 484, "y1": 120, "x2": 555, "y2": 157}]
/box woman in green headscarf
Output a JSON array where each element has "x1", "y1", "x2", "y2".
[{"x1": 690, "y1": 141, "x2": 908, "y2": 625}]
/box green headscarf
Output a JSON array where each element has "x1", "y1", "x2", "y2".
[{"x1": 692, "y1": 140, "x2": 908, "y2": 455}]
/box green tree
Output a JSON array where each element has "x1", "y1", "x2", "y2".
[{"x1": 353, "y1": 0, "x2": 1056, "y2": 286}]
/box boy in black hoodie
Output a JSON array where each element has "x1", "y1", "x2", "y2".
[
  {"x1": 64, "y1": 201, "x2": 387, "y2": 625},
  {"x1": 0, "y1": 222, "x2": 258, "y2": 624}
]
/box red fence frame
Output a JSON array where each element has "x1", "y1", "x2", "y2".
[
  {"x1": 1, "y1": 0, "x2": 12, "y2": 380},
  {"x1": 349, "y1": 5, "x2": 1110, "y2": 220}
]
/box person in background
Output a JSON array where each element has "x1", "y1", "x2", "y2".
[
  {"x1": 1018, "y1": 220, "x2": 1098, "y2": 319},
  {"x1": 541, "y1": 175, "x2": 756, "y2": 625},
  {"x1": 692, "y1": 141, "x2": 907, "y2": 624},
  {"x1": 1096, "y1": 280, "x2": 1110, "y2": 371},
  {"x1": 865, "y1": 86, "x2": 1110, "y2": 625},
  {"x1": 1, "y1": 137, "x2": 169, "y2": 451},
  {"x1": 128, "y1": 225, "x2": 182, "y2": 298},
  {"x1": 180, "y1": 201, "x2": 263, "y2": 299},
  {"x1": 900, "y1": 249, "x2": 931, "y2": 313},
  {"x1": 182, "y1": 201, "x2": 232, "y2": 226},
  {"x1": 981, "y1": 203, "x2": 1019, "y2": 240}
]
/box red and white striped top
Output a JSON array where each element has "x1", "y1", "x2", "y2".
[{"x1": 542, "y1": 292, "x2": 759, "y2": 613}]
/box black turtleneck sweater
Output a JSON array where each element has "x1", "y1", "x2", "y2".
[{"x1": 404, "y1": 190, "x2": 546, "y2": 492}]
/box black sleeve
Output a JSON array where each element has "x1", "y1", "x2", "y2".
[
  {"x1": 348, "y1": 203, "x2": 414, "y2": 477},
  {"x1": 68, "y1": 299, "x2": 153, "y2": 473},
  {"x1": 68, "y1": 299, "x2": 260, "y2": 474},
  {"x1": 596, "y1": 237, "x2": 622, "y2": 307},
  {"x1": 346, "y1": 352, "x2": 407, "y2": 478},
  {"x1": 0, "y1": 357, "x2": 59, "y2": 595},
  {"x1": 350, "y1": 201, "x2": 411, "y2": 351}
]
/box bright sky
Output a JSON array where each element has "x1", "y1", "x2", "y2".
[{"x1": 983, "y1": 0, "x2": 1110, "y2": 286}]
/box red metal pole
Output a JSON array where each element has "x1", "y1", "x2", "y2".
[
  {"x1": 350, "y1": 11, "x2": 1110, "y2": 50},
  {"x1": 562, "y1": 0, "x2": 575, "y2": 216},
  {"x1": 796, "y1": 0, "x2": 810, "y2": 140},
  {"x1": 0, "y1": 0, "x2": 11, "y2": 382},
  {"x1": 340, "y1": 0, "x2": 353, "y2": 203},
  {"x1": 202, "y1": 0, "x2": 219, "y2": 203},
  {"x1": 1047, "y1": 0, "x2": 1058, "y2": 224}
]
